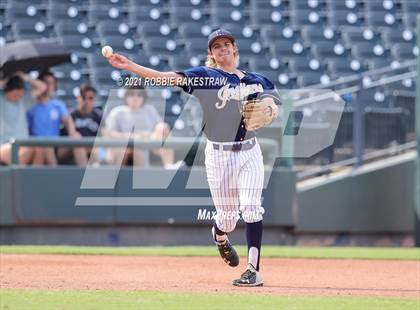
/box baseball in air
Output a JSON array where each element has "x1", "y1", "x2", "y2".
[{"x1": 101, "y1": 45, "x2": 113, "y2": 58}]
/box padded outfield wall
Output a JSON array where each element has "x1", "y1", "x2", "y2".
[{"x1": 0, "y1": 156, "x2": 416, "y2": 246}]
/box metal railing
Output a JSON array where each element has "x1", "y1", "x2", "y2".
[
  {"x1": 10, "y1": 137, "x2": 279, "y2": 166},
  {"x1": 282, "y1": 54, "x2": 418, "y2": 173}
]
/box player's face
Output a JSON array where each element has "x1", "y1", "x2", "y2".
[{"x1": 209, "y1": 38, "x2": 236, "y2": 65}]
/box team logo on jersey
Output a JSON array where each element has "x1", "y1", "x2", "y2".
[{"x1": 216, "y1": 83, "x2": 264, "y2": 109}]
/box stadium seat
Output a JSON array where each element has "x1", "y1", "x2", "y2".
[
  {"x1": 301, "y1": 26, "x2": 339, "y2": 43},
  {"x1": 184, "y1": 37, "x2": 208, "y2": 57},
  {"x1": 97, "y1": 21, "x2": 134, "y2": 38},
  {"x1": 90, "y1": 66, "x2": 122, "y2": 87},
  {"x1": 271, "y1": 40, "x2": 310, "y2": 60},
  {"x1": 0, "y1": 23, "x2": 13, "y2": 45},
  {"x1": 402, "y1": 12, "x2": 418, "y2": 29},
  {"x1": 91, "y1": 0, "x2": 126, "y2": 5},
  {"x1": 248, "y1": 57, "x2": 286, "y2": 72},
  {"x1": 99, "y1": 35, "x2": 141, "y2": 54},
  {"x1": 12, "y1": 19, "x2": 51, "y2": 39},
  {"x1": 129, "y1": 6, "x2": 167, "y2": 25},
  {"x1": 366, "y1": 11, "x2": 401, "y2": 28},
  {"x1": 249, "y1": 8, "x2": 289, "y2": 26},
  {"x1": 381, "y1": 28, "x2": 416, "y2": 47},
  {"x1": 178, "y1": 22, "x2": 212, "y2": 39},
  {"x1": 88, "y1": 6, "x2": 126, "y2": 24},
  {"x1": 87, "y1": 54, "x2": 112, "y2": 69},
  {"x1": 290, "y1": 0, "x2": 327, "y2": 11},
  {"x1": 341, "y1": 28, "x2": 380, "y2": 45},
  {"x1": 136, "y1": 22, "x2": 176, "y2": 40},
  {"x1": 143, "y1": 37, "x2": 184, "y2": 58},
  {"x1": 365, "y1": 0, "x2": 400, "y2": 13},
  {"x1": 261, "y1": 25, "x2": 301, "y2": 42},
  {"x1": 55, "y1": 20, "x2": 92, "y2": 37},
  {"x1": 132, "y1": 53, "x2": 169, "y2": 72},
  {"x1": 52, "y1": 64, "x2": 88, "y2": 90},
  {"x1": 366, "y1": 58, "x2": 392, "y2": 70},
  {"x1": 47, "y1": 4, "x2": 87, "y2": 23},
  {"x1": 168, "y1": 55, "x2": 203, "y2": 70},
  {"x1": 289, "y1": 58, "x2": 325, "y2": 75},
  {"x1": 256, "y1": 69, "x2": 296, "y2": 89},
  {"x1": 48, "y1": 0, "x2": 85, "y2": 6},
  {"x1": 210, "y1": 0, "x2": 247, "y2": 9},
  {"x1": 351, "y1": 42, "x2": 390, "y2": 60},
  {"x1": 249, "y1": 0, "x2": 288, "y2": 11},
  {"x1": 328, "y1": 58, "x2": 367, "y2": 78},
  {"x1": 401, "y1": 0, "x2": 420, "y2": 14},
  {"x1": 311, "y1": 41, "x2": 350, "y2": 59},
  {"x1": 5, "y1": 3, "x2": 45, "y2": 24},
  {"x1": 328, "y1": 0, "x2": 363, "y2": 12},
  {"x1": 329, "y1": 11, "x2": 365, "y2": 27},
  {"x1": 169, "y1": 0, "x2": 207, "y2": 9},
  {"x1": 210, "y1": 7, "x2": 246, "y2": 26},
  {"x1": 290, "y1": 9, "x2": 326, "y2": 26},
  {"x1": 59, "y1": 34, "x2": 96, "y2": 55},
  {"x1": 391, "y1": 43, "x2": 418, "y2": 60},
  {"x1": 221, "y1": 24, "x2": 257, "y2": 40},
  {"x1": 235, "y1": 38, "x2": 265, "y2": 57},
  {"x1": 170, "y1": 6, "x2": 207, "y2": 25},
  {"x1": 296, "y1": 72, "x2": 323, "y2": 87}
]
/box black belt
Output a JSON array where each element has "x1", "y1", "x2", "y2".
[{"x1": 212, "y1": 138, "x2": 256, "y2": 152}]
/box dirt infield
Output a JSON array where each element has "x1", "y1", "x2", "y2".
[{"x1": 1, "y1": 254, "x2": 419, "y2": 298}]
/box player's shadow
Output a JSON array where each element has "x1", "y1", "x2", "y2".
[{"x1": 262, "y1": 285, "x2": 420, "y2": 293}]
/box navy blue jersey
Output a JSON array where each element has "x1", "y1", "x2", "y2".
[{"x1": 176, "y1": 66, "x2": 279, "y2": 143}]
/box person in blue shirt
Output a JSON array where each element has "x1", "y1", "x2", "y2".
[
  {"x1": 107, "y1": 29, "x2": 279, "y2": 287},
  {"x1": 26, "y1": 72, "x2": 81, "y2": 166}
]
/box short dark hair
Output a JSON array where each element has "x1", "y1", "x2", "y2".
[
  {"x1": 4, "y1": 76, "x2": 25, "y2": 93},
  {"x1": 124, "y1": 86, "x2": 147, "y2": 100},
  {"x1": 39, "y1": 70, "x2": 56, "y2": 82},
  {"x1": 39, "y1": 70, "x2": 58, "y2": 91},
  {"x1": 79, "y1": 84, "x2": 97, "y2": 98}
]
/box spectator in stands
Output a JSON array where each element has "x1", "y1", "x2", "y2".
[
  {"x1": 58, "y1": 84, "x2": 103, "y2": 165},
  {"x1": 0, "y1": 72, "x2": 47, "y2": 165},
  {"x1": 103, "y1": 87, "x2": 174, "y2": 167},
  {"x1": 26, "y1": 81, "x2": 81, "y2": 166}
]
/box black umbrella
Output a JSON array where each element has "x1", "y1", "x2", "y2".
[{"x1": 0, "y1": 39, "x2": 71, "y2": 78}]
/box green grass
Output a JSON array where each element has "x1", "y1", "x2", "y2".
[
  {"x1": 0, "y1": 289, "x2": 418, "y2": 310},
  {"x1": 1, "y1": 245, "x2": 419, "y2": 260}
]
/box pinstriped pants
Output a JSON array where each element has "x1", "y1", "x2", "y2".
[{"x1": 204, "y1": 138, "x2": 265, "y2": 233}]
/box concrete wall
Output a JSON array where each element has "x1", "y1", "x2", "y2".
[
  {"x1": 0, "y1": 166, "x2": 296, "y2": 226},
  {"x1": 297, "y1": 153, "x2": 416, "y2": 232}
]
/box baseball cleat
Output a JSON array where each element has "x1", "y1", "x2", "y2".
[
  {"x1": 232, "y1": 264, "x2": 263, "y2": 287},
  {"x1": 212, "y1": 227, "x2": 239, "y2": 267}
]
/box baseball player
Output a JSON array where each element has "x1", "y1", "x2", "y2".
[{"x1": 107, "y1": 29, "x2": 279, "y2": 287}]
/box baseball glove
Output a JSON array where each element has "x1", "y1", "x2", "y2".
[{"x1": 241, "y1": 99, "x2": 278, "y2": 131}]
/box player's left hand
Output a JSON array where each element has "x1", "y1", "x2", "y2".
[{"x1": 241, "y1": 98, "x2": 278, "y2": 131}]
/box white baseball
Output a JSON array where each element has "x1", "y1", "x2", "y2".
[{"x1": 101, "y1": 45, "x2": 113, "y2": 58}]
